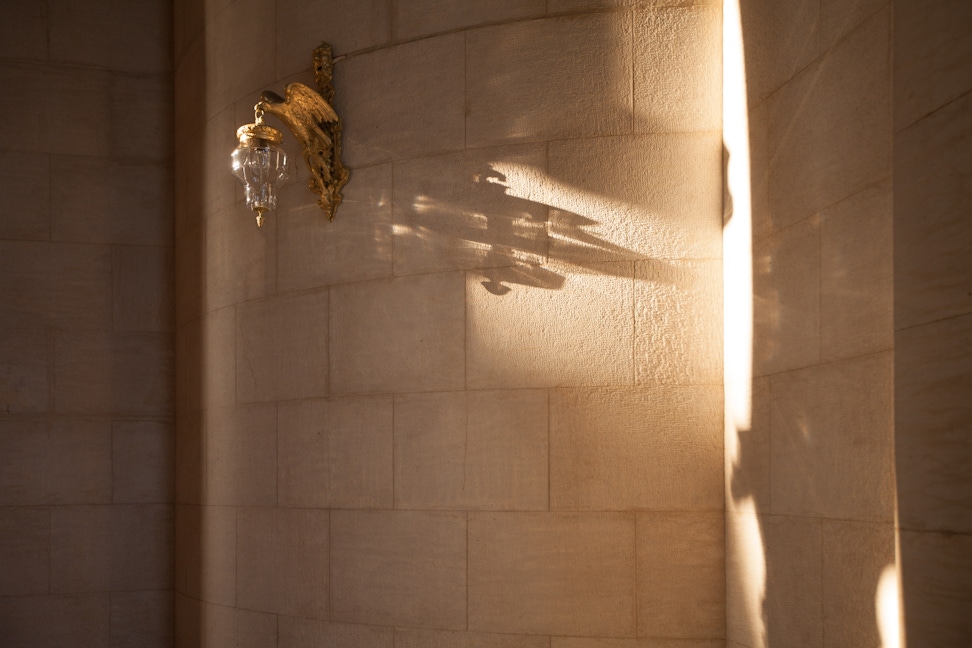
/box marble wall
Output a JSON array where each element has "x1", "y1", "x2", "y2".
[
  {"x1": 727, "y1": 1, "x2": 897, "y2": 647},
  {"x1": 0, "y1": 1, "x2": 175, "y2": 646},
  {"x1": 174, "y1": 0, "x2": 724, "y2": 646},
  {"x1": 893, "y1": 0, "x2": 972, "y2": 644}
]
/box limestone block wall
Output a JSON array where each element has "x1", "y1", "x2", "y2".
[
  {"x1": 0, "y1": 1, "x2": 175, "y2": 646},
  {"x1": 893, "y1": 0, "x2": 972, "y2": 644},
  {"x1": 726, "y1": 1, "x2": 896, "y2": 647},
  {"x1": 174, "y1": 0, "x2": 724, "y2": 645}
]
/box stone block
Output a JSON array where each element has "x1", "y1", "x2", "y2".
[
  {"x1": 110, "y1": 73, "x2": 173, "y2": 161},
  {"x1": 112, "y1": 420, "x2": 174, "y2": 504},
  {"x1": 633, "y1": 6, "x2": 722, "y2": 133},
  {"x1": 466, "y1": 14, "x2": 631, "y2": 147},
  {"x1": 330, "y1": 272, "x2": 465, "y2": 394},
  {"x1": 330, "y1": 510, "x2": 467, "y2": 629},
  {"x1": 175, "y1": 504, "x2": 236, "y2": 606},
  {"x1": 0, "y1": 507, "x2": 50, "y2": 595},
  {"x1": 203, "y1": 0, "x2": 274, "y2": 117},
  {"x1": 0, "y1": 151, "x2": 50, "y2": 240},
  {"x1": 761, "y1": 514, "x2": 822, "y2": 648},
  {"x1": 636, "y1": 512, "x2": 725, "y2": 639},
  {"x1": 278, "y1": 395, "x2": 394, "y2": 508},
  {"x1": 468, "y1": 512, "x2": 636, "y2": 636},
  {"x1": 276, "y1": 164, "x2": 394, "y2": 291},
  {"x1": 398, "y1": 628, "x2": 550, "y2": 648},
  {"x1": 204, "y1": 207, "x2": 277, "y2": 314},
  {"x1": 236, "y1": 290, "x2": 329, "y2": 402},
  {"x1": 898, "y1": 529, "x2": 972, "y2": 646},
  {"x1": 396, "y1": 0, "x2": 546, "y2": 39},
  {"x1": 466, "y1": 262, "x2": 633, "y2": 389},
  {"x1": 205, "y1": 404, "x2": 277, "y2": 507},
  {"x1": 113, "y1": 245, "x2": 175, "y2": 332},
  {"x1": 0, "y1": 0, "x2": 48, "y2": 61},
  {"x1": 279, "y1": 616, "x2": 394, "y2": 648},
  {"x1": 550, "y1": 386, "x2": 723, "y2": 511},
  {"x1": 394, "y1": 389, "x2": 548, "y2": 510},
  {"x1": 337, "y1": 34, "x2": 464, "y2": 166},
  {"x1": 392, "y1": 146, "x2": 549, "y2": 276},
  {"x1": 237, "y1": 507, "x2": 329, "y2": 618},
  {"x1": 0, "y1": 594, "x2": 110, "y2": 648},
  {"x1": 635, "y1": 259, "x2": 722, "y2": 386},
  {"x1": 0, "y1": 326, "x2": 50, "y2": 413},
  {"x1": 109, "y1": 590, "x2": 175, "y2": 648},
  {"x1": 820, "y1": 181, "x2": 893, "y2": 361}
]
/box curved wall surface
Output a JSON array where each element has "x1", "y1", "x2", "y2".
[{"x1": 174, "y1": 1, "x2": 724, "y2": 645}]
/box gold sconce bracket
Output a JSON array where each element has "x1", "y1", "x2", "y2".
[{"x1": 232, "y1": 43, "x2": 349, "y2": 224}]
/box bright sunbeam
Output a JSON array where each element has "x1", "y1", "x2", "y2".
[{"x1": 877, "y1": 563, "x2": 902, "y2": 648}]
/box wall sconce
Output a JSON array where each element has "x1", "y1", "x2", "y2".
[{"x1": 231, "y1": 43, "x2": 349, "y2": 226}]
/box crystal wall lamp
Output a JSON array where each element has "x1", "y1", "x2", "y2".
[{"x1": 231, "y1": 43, "x2": 349, "y2": 226}]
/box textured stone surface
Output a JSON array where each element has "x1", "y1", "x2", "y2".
[
  {"x1": 469, "y1": 512, "x2": 636, "y2": 636},
  {"x1": 278, "y1": 395, "x2": 394, "y2": 508},
  {"x1": 394, "y1": 390, "x2": 548, "y2": 510},
  {"x1": 237, "y1": 507, "x2": 329, "y2": 618},
  {"x1": 112, "y1": 420, "x2": 174, "y2": 503},
  {"x1": 550, "y1": 386, "x2": 723, "y2": 511},
  {"x1": 770, "y1": 352, "x2": 894, "y2": 521},
  {"x1": 396, "y1": 0, "x2": 545, "y2": 40},
  {"x1": 109, "y1": 590, "x2": 175, "y2": 648},
  {"x1": 236, "y1": 290, "x2": 329, "y2": 402},
  {"x1": 0, "y1": 327, "x2": 50, "y2": 413},
  {"x1": 205, "y1": 404, "x2": 277, "y2": 507},
  {"x1": 898, "y1": 529, "x2": 972, "y2": 646},
  {"x1": 762, "y1": 514, "x2": 823, "y2": 648},
  {"x1": 0, "y1": 507, "x2": 50, "y2": 595},
  {"x1": 466, "y1": 262, "x2": 634, "y2": 389},
  {"x1": 112, "y1": 245, "x2": 174, "y2": 332},
  {"x1": 175, "y1": 504, "x2": 236, "y2": 606},
  {"x1": 466, "y1": 14, "x2": 632, "y2": 147},
  {"x1": 203, "y1": 0, "x2": 274, "y2": 117},
  {"x1": 279, "y1": 616, "x2": 394, "y2": 648},
  {"x1": 330, "y1": 273, "x2": 465, "y2": 394},
  {"x1": 0, "y1": 151, "x2": 50, "y2": 240},
  {"x1": 331, "y1": 510, "x2": 467, "y2": 629},
  {"x1": 0, "y1": 594, "x2": 110, "y2": 648},
  {"x1": 398, "y1": 628, "x2": 549, "y2": 648}
]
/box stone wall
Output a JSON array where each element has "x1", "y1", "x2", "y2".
[
  {"x1": 174, "y1": 0, "x2": 724, "y2": 645},
  {"x1": 0, "y1": 1, "x2": 174, "y2": 646}
]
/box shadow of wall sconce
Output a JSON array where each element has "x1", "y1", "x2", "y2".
[{"x1": 231, "y1": 43, "x2": 349, "y2": 227}]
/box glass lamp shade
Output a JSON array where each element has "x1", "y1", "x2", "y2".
[{"x1": 231, "y1": 122, "x2": 289, "y2": 227}]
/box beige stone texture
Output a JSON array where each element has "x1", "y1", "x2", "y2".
[
  {"x1": 392, "y1": 146, "x2": 549, "y2": 276},
  {"x1": 237, "y1": 507, "x2": 329, "y2": 618},
  {"x1": 819, "y1": 0, "x2": 886, "y2": 47},
  {"x1": 48, "y1": 0, "x2": 170, "y2": 73},
  {"x1": 898, "y1": 529, "x2": 972, "y2": 645},
  {"x1": 277, "y1": 395, "x2": 394, "y2": 508},
  {"x1": 204, "y1": 206, "x2": 277, "y2": 314},
  {"x1": 174, "y1": 224, "x2": 203, "y2": 327},
  {"x1": 201, "y1": 107, "x2": 239, "y2": 221},
  {"x1": 205, "y1": 404, "x2": 277, "y2": 507},
  {"x1": 396, "y1": 0, "x2": 546, "y2": 40},
  {"x1": 637, "y1": 512, "x2": 725, "y2": 639},
  {"x1": 0, "y1": 420, "x2": 112, "y2": 505},
  {"x1": 50, "y1": 504, "x2": 173, "y2": 593},
  {"x1": 0, "y1": 594, "x2": 110, "y2": 648},
  {"x1": 112, "y1": 420, "x2": 174, "y2": 504},
  {"x1": 547, "y1": 133, "x2": 723, "y2": 262},
  {"x1": 276, "y1": 0, "x2": 390, "y2": 79},
  {"x1": 203, "y1": 0, "x2": 274, "y2": 118},
  {"x1": 821, "y1": 520, "x2": 895, "y2": 648},
  {"x1": 893, "y1": 0, "x2": 972, "y2": 130},
  {"x1": 552, "y1": 640, "x2": 724, "y2": 648},
  {"x1": 895, "y1": 313, "x2": 972, "y2": 534},
  {"x1": 466, "y1": 14, "x2": 632, "y2": 147},
  {"x1": 398, "y1": 628, "x2": 550, "y2": 648},
  {"x1": 336, "y1": 34, "x2": 464, "y2": 166},
  {"x1": 277, "y1": 164, "x2": 394, "y2": 292},
  {"x1": 112, "y1": 245, "x2": 175, "y2": 332},
  {"x1": 237, "y1": 608, "x2": 279, "y2": 648},
  {"x1": 770, "y1": 352, "x2": 894, "y2": 521},
  {"x1": 819, "y1": 180, "x2": 894, "y2": 361},
  {"x1": 752, "y1": 216, "x2": 820, "y2": 376},
  {"x1": 54, "y1": 331, "x2": 174, "y2": 415},
  {"x1": 550, "y1": 386, "x2": 723, "y2": 511},
  {"x1": 279, "y1": 616, "x2": 395, "y2": 648},
  {"x1": 202, "y1": 305, "x2": 237, "y2": 410},
  {"x1": 633, "y1": 7, "x2": 722, "y2": 133},
  {"x1": 894, "y1": 92, "x2": 972, "y2": 329},
  {"x1": 51, "y1": 156, "x2": 173, "y2": 245},
  {"x1": 109, "y1": 590, "x2": 175, "y2": 648},
  {"x1": 635, "y1": 259, "x2": 722, "y2": 386},
  {"x1": 761, "y1": 514, "x2": 822, "y2": 648},
  {"x1": 469, "y1": 512, "x2": 636, "y2": 636},
  {"x1": 394, "y1": 389, "x2": 549, "y2": 510},
  {"x1": 330, "y1": 272, "x2": 465, "y2": 394},
  {"x1": 197, "y1": 602, "x2": 277, "y2": 648},
  {"x1": 330, "y1": 510, "x2": 467, "y2": 629},
  {"x1": 1, "y1": 64, "x2": 111, "y2": 156},
  {"x1": 0, "y1": 151, "x2": 50, "y2": 240},
  {"x1": 0, "y1": 0, "x2": 48, "y2": 61},
  {"x1": 110, "y1": 73, "x2": 173, "y2": 161},
  {"x1": 726, "y1": 377, "x2": 771, "y2": 509},
  {"x1": 0, "y1": 241, "x2": 111, "y2": 331},
  {"x1": 175, "y1": 504, "x2": 236, "y2": 606},
  {"x1": 236, "y1": 289, "x2": 329, "y2": 402},
  {"x1": 752, "y1": 9, "x2": 890, "y2": 233},
  {"x1": 0, "y1": 326, "x2": 50, "y2": 413},
  {"x1": 466, "y1": 262, "x2": 633, "y2": 389},
  {"x1": 0, "y1": 507, "x2": 50, "y2": 595}
]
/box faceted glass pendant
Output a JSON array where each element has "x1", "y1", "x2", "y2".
[{"x1": 230, "y1": 115, "x2": 289, "y2": 227}]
